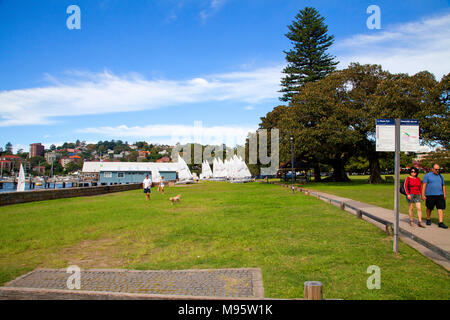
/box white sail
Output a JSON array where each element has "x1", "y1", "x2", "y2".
[
  {"x1": 205, "y1": 161, "x2": 213, "y2": 177},
  {"x1": 224, "y1": 159, "x2": 231, "y2": 178},
  {"x1": 240, "y1": 156, "x2": 252, "y2": 178},
  {"x1": 242, "y1": 157, "x2": 252, "y2": 177},
  {"x1": 201, "y1": 161, "x2": 213, "y2": 179},
  {"x1": 16, "y1": 163, "x2": 26, "y2": 192},
  {"x1": 218, "y1": 158, "x2": 227, "y2": 177},
  {"x1": 177, "y1": 154, "x2": 193, "y2": 181},
  {"x1": 213, "y1": 158, "x2": 219, "y2": 178},
  {"x1": 151, "y1": 168, "x2": 161, "y2": 183}
]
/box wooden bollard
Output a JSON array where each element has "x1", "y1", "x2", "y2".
[
  {"x1": 340, "y1": 202, "x2": 345, "y2": 210},
  {"x1": 356, "y1": 210, "x2": 363, "y2": 219},
  {"x1": 304, "y1": 281, "x2": 322, "y2": 300},
  {"x1": 386, "y1": 224, "x2": 393, "y2": 236}
]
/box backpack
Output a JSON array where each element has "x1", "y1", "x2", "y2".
[{"x1": 399, "y1": 177, "x2": 410, "y2": 196}]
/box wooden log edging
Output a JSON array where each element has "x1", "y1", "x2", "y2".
[
  {"x1": 304, "y1": 281, "x2": 322, "y2": 300},
  {"x1": 266, "y1": 181, "x2": 450, "y2": 262}
]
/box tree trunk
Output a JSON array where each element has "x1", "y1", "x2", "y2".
[
  {"x1": 314, "y1": 163, "x2": 321, "y2": 182},
  {"x1": 368, "y1": 152, "x2": 383, "y2": 184},
  {"x1": 331, "y1": 158, "x2": 350, "y2": 182}
]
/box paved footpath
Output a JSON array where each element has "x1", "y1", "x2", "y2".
[
  {"x1": 0, "y1": 268, "x2": 265, "y2": 300},
  {"x1": 273, "y1": 182, "x2": 450, "y2": 271}
]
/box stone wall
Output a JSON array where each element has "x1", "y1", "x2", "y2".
[{"x1": 0, "y1": 184, "x2": 142, "y2": 206}]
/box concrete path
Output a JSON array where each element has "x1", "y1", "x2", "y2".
[{"x1": 273, "y1": 182, "x2": 450, "y2": 271}]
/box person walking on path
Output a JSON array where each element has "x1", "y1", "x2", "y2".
[
  {"x1": 143, "y1": 174, "x2": 152, "y2": 201},
  {"x1": 422, "y1": 164, "x2": 447, "y2": 229},
  {"x1": 404, "y1": 167, "x2": 425, "y2": 227}
]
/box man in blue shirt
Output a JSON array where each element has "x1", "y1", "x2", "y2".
[{"x1": 422, "y1": 164, "x2": 447, "y2": 229}]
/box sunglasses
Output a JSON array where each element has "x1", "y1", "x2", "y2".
[{"x1": 433, "y1": 168, "x2": 440, "y2": 171}]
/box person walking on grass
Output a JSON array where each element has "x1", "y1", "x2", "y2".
[
  {"x1": 143, "y1": 174, "x2": 152, "y2": 201},
  {"x1": 404, "y1": 167, "x2": 425, "y2": 228},
  {"x1": 160, "y1": 176, "x2": 165, "y2": 194},
  {"x1": 422, "y1": 164, "x2": 447, "y2": 229}
]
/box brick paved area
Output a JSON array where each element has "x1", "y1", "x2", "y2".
[{"x1": 1, "y1": 268, "x2": 264, "y2": 299}]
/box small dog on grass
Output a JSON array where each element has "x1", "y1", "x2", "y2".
[{"x1": 169, "y1": 194, "x2": 182, "y2": 204}]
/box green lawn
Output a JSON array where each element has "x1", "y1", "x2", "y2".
[
  {"x1": 279, "y1": 174, "x2": 449, "y2": 226},
  {"x1": 0, "y1": 181, "x2": 448, "y2": 299}
]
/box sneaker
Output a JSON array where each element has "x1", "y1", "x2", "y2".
[
  {"x1": 426, "y1": 219, "x2": 431, "y2": 226},
  {"x1": 438, "y1": 222, "x2": 448, "y2": 229}
]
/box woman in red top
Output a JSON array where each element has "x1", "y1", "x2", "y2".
[{"x1": 404, "y1": 167, "x2": 425, "y2": 228}]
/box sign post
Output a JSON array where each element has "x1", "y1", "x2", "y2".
[
  {"x1": 393, "y1": 119, "x2": 400, "y2": 253},
  {"x1": 376, "y1": 119, "x2": 419, "y2": 254}
]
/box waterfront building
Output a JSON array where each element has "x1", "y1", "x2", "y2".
[
  {"x1": 1, "y1": 155, "x2": 24, "y2": 172},
  {"x1": 82, "y1": 161, "x2": 180, "y2": 185},
  {"x1": 29, "y1": 143, "x2": 45, "y2": 158}
]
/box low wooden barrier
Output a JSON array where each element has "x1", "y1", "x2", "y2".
[
  {"x1": 268, "y1": 182, "x2": 395, "y2": 236},
  {"x1": 267, "y1": 182, "x2": 449, "y2": 260}
]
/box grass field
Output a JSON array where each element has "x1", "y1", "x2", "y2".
[
  {"x1": 275, "y1": 174, "x2": 450, "y2": 226},
  {"x1": 0, "y1": 181, "x2": 448, "y2": 299}
]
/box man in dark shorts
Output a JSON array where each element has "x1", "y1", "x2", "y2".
[
  {"x1": 143, "y1": 174, "x2": 152, "y2": 201},
  {"x1": 422, "y1": 164, "x2": 447, "y2": 228}
]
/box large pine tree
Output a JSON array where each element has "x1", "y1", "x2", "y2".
[{"x1": 280, "y1": 7, "x2": 338, "y2": 102}]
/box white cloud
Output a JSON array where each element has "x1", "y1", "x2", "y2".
[
  {"x1": 78, "y1": 122, "x2": 256, "y2": 146},
  {"x1": 244, "y1": 106, "x2": 255, "y2": 110},
  {"x1": 335, "y1": 13, "x2": 450, "y2": 79},
  {"x1": 0, "y1": 66, "x2": 282, "y2": 127},
  {"x1": 199, "y1": 0, "x2": 226, "y2": 22},
  {"x1": 11, "y1": 144, "x2": 28, "y2": 154}
]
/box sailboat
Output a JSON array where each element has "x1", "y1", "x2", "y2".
[
  {"x1": 200, "y1": 161, "x2": 213, "y2": 180},
  {"x1": 175, "y1": 154, "x2": 195, "y2": 184},
  {"x1": 151, "y1": 168, "x2": 161, "y2": 183},
  {"x1": 16, "y1": 163, "x2": 26, "y2": 192}
]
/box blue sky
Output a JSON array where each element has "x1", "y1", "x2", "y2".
[{"x1": 1, "y1": 0, "x2": 449, "y2": 152}]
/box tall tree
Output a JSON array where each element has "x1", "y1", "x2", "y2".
[
  {"x1": 5, "y1": 142, "x2": 13, "y2": 154},
  {"x1": 280, "y1": 7, "x2": 338, "y2": 102}
]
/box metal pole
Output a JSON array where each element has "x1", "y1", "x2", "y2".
[
  {"x1": 291, "y1": 135, "x2": 294, "y2": 194},
  {"x1": 393, "y1": 118, "x2": 400, "y2": 253}
]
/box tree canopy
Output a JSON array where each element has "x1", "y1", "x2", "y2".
[
  {"x1": 280, "y1": 7, "x2": 338, "y2": 102},
  {"x1": 260, "y1": 63, "x2": 449, "y2": 182}
]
